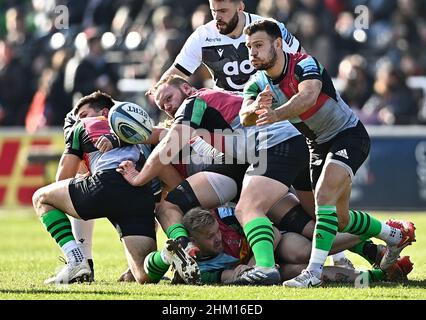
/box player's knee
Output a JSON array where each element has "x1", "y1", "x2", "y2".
[
  {"x1": 165, "y1": 180, "x2": 201, "y2": 215},
  {"x1": 235, "y1": 197, "x2": 265, "y2": 218},
  {"x1": 32, "y1": 188, "x2": 46, "y2": 214}
]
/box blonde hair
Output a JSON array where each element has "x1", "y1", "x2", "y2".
[
  {"x1": 182, "y1": 208, "x2": 216, "y2": 235},
  {"x1": 153, "y1": 75, "x2": 191, "y2": 95}
]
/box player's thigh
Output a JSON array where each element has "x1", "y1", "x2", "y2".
[
  {"x1": 186, "y1": 172, "x2": 221, "y2": 208},
  {"x1": 155, "y1": 200, "x2": 185, "y2": 232},
  {"x1": 276, "y1": 232, "x2": 311, "y2": 264},
  {"x1": 268, "y1": 192, "x2": 301, "y2": 224},
  {"x1": 33, "y1": 178, "x2": 78, "y2": 217},
  {"x1": 238, "y1": 175, "x2": 289, "y2": 213},
  {"x1": 201, "y1": 162, "x2": 249, "y2": 204},
  {"x1": 315, "y1": 162, "x2": 352, "y2": 203},
  {"x1": 294, "y1": 190, "x2": 315, "y2": 218}
]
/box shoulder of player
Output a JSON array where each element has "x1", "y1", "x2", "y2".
[
  {"x1": 192, "y1": 20, "x2": 220, "y2": 39},
  {"x1": 247, "y1": 13, "x2": 282, "y2": 26},
  {"x1": 294, "y1": 54, "x2": 320, "y2": 70},
  {"x1": 247, "y1": 12, "x2": 266, "y2": 23}
]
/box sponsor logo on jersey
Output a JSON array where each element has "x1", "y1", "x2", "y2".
[
  {"x1": 205, "y1": 37, "x2": 221, "y2": 42},
  {"x1": 223, "y1": 59, "x2": 255, "y2": 90}
]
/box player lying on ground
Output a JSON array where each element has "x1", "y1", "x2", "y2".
[{"x1": 144, "y1": 207, "x2": 413, "y2": 285}]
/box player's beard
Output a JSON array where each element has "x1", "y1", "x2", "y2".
[
  {"x1": 216, "y1": 11, "x2": 239, "y2": 35},
  {"x1": 255, "y1": 46, "x2": 278, "y2": 71}
]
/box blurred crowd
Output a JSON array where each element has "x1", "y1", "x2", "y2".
[{"x1": 0, "y1": 0, "x2": 426, "y2": 131}]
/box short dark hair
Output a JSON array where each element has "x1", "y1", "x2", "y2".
[
  {"x1": 73, "y1": 91, "x2": 114, "y2": 115},
  {"x1": 182, "y1": 207, "x2": 216, "y2": 235},
  {"x1": 243, "y1": 19, "x2": 281, "y2": 40}
]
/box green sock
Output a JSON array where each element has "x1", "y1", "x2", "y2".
[
  {"x1": 343, "y1": 210, "x2": 382, "y2": 238},
  {"x1": 244, "y1": 217, "x2": 275, "y2": 268},
  {"x1": 313, "y1": 206, "x2": 338, "y2": 252},
  {"x1": 363, "y1": 268, "x2": 385, "y2": 282},
  {"x1": 166, "y1": 224, "x2": 189, "y2": 240},
  {"x1": 40, "y1": 209, "x2": 75, "y2": 247},
  {"x1": 349, "y1": 239, "x2": 376, "y2": 265},
  {"x1": 143, "y1": 251, "x2": 170, "y2": 283}
]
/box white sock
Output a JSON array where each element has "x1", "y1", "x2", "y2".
[
  {"x1": 307, "y1": 248, "x2": 328, "y2": 278},
  {"x1": 71, "y1": 218, "x2": 95, "y2": 260},
  {"x1": 61, "y1": 241, "x2": 84, "y2": 263},
  {"x1": 331, "y1": 251, "x2": 346, "y2": 263},
  {"x1": 377, "y1": 223, "x2": 402, "y2": 246}
]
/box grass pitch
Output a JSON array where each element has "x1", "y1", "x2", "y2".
[{"x1": 0, "y1": 208, "x2": 425, "y2": 300}]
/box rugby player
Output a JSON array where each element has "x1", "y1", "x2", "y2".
[
  {"x1": 178, "y1": 208, "x2": 413, "y2": 285},
  {"x1": 242, "y1": 19, "x2": 416, "y2": 287},
  {"x1": 147, "y1": 0, "x2": 301, "y2": 94},
  {"x1": 32, "y1": 92, "x2": 162, "y2": 284},
  {"x1": 148, "y1": 0, "x2": 351, "y2": 267}
]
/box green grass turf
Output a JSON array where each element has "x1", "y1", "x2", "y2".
[{"x1": 0, "y1": 208, "x2": 425, "y2": 300}]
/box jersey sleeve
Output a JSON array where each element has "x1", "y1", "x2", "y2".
[
  {"x1": 63, "y1": 111, "x2": 77, "y2": 142},
  {"x1": 173, "y1": 28, "x2": 203, "y2": 76},
  {"x1": 243, "y1": 76, "x2": 262, "y2": 101},
  {"x1": 64, "y1": 121, "x2": 84, "y2": 159},
  {"x1": 174, "y1": 96, "x2": 208, "y2": 129},
  {"x1": 294, "y1": 56, "x2": 323, "y2": 83},
  {"x1": 276, "y1": 20, "x2": 301, "y2": 53}
]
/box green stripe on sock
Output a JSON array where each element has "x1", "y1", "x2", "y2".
[
  {"x1": 144, "y1": 251, "x2": 169, "y2": 283},
  {"x1": 166, "y1": 224, "x2": 189, "y2": 240},
  {"x1": 316, "y1": 224, "x2": 337, "y2": 236},
  {"x1": 318, "y1": 217, "x2": 339, "y2": 227},
  {"x1": 46, "y1": 218, "x2": 70, "y2": 233},
  {"x1": 313, "y1": 206, "x2": 338, "y2": 252},
  {"x1": 246, "y1": 224, "x2": 274, "y2": 240},
  {"x1": 40, "y1": 209, "x2": 75, "y2": 248},
  {"x1": 352, "y1": 211, "x2": 365, "y2": 234},
  {"x1": 343, "y1": 210, "x2": 382, "y2": 238},
  {"x1": 56, "y1": 232, "x2": 75, "y2": 246},
  {"x1": 244, "y1": 217, "x2": 275, "y2": 268}
]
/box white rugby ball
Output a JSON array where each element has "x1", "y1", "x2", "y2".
[{"x1": 108, "y1": 101, "x2": 154, "y2": 144}]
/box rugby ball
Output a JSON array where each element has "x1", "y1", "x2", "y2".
[{"x1": 108, "y1": 101, "x2": 154, "y2": 144}]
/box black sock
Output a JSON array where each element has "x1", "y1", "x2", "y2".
[
  {"x1": 88, "y1": 259, "x2": 94, "y2": 273},
  {"x1": 363, "y1": 241, "x2": 379, "y2": 264}
]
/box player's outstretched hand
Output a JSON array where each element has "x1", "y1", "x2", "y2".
[
  {"x1": 117, "y1": 160, "x2": 141, "y2": 186},
  {"x1": 255, "y1": 105, "x2": 279, "y2": 126},
  {"x1": 255, "y1": 84, "x2": 273, "y2": 109}
]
